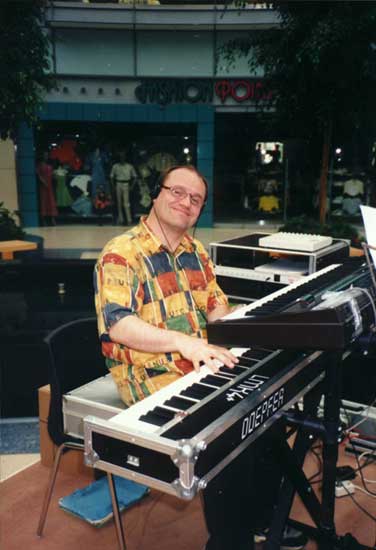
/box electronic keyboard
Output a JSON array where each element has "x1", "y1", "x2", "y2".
[
  {"x1": 207, "y1": 261, "x2": 376, "y2": 351},
  {"x1": 84, "y1": 260, "x2": 375, "y2": 499}
]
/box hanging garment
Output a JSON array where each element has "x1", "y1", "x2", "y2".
[
  {"x1": 342, "y1": 197, "x2": 362, "y2": 215},
  {"x1": 258, "y1": 195, "x2": 279, "y2": 212},
  {"x1": 70, "y1": 174, "x2": 91, "y2": 196},
  {"x1": 54, "y1": 167, "x2": 72, "y2": 207},
  {"x1": 50, "y1": 140, "x2": 82, "y2": 171},
  {"x1": 343, "y1": 179, "x2": 364, "y2": 197},
  {"x1": 36, "y1": 161, "x2": 58, "y2": 217}
]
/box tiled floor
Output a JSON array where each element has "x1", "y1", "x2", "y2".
[{"x1": 0, "y1": 454, "x2": 40, "y2": 481}]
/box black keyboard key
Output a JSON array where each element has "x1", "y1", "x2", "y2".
[
  {"x1": 181, "y1": 383, "x2": 216, "y2": 400},
  {"x1": 243, "y1": 349, "x2": 271, "y2": 361},
  {"x1": 164, "y1": 396, "x2": 194, "y2": 411},
  {"x1": 200, "y1": 374, "x2": 228, "y2": 387},
  {"x1": 219, "y1": 365, "x2": 247, "y2": 375},
  {"x1": 152, "y1": 406, "x2": 176, "y2": 421},
  {"x1": 139, "y1": 412, "x2": 168, "y2": 427},
  {"x1": 239, "y1": 357, "x2": 259, "y2": 368}
]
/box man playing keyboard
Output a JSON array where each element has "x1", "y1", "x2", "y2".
[{"x1": 94, "y1": 165, "x2": 306, "y2": 550}]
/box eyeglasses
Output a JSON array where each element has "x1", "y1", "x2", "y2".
[{"x1": 162, "y1": 185, "x2": 205, "y2": 208}]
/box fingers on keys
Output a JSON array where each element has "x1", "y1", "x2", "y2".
[{"x1": 203, "y1": 345, "x2": 238, "y2": 372}]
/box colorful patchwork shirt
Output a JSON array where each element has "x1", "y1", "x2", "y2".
[{"x1": 94, "y1": 217, "x2": 228, "y2": 406}]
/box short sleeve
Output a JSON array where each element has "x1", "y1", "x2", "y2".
[
  {"x1": 94, "y1": 251, "x2": 143, "y2": 337},
  {"x1": 194, "y1": 241, "x2": 228, "y2": 313}
]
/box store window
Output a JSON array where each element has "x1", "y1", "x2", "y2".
[
  {"x1": 214, "y1": 113, "x2": 286, "y2": 222},
  {"x1": 246, "y1": 142, "x2": 284, "y2": 215},
  {"x1": 35, "y1": 121, "x2": 196, "y2": 225},
  {"x1": 327, "y1": 139, "x2": 375, "y2": 221}
]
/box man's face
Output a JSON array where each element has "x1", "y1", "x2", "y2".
[{"x1": 153, "y1": 168, "x2": 206, "y2": 232}]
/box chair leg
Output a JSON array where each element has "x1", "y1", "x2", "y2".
[
  {"x1": 37, "y1": 441, "x2": 84, "y2": 537},
  {"x1": 107, "y1": 472, "x2": 127, "y2": 550}
]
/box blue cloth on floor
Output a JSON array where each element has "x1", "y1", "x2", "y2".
[{"x1": 59, "y1": 475, "x2": 149, "y2": 527}]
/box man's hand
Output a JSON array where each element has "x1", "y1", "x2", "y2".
[{"x1": 175, "y1": 333, "x2": 239, "y2": 373}]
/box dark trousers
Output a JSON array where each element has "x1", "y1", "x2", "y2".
[{"x1": 202, "y1": 444, "x2": 255, "y2": 550}]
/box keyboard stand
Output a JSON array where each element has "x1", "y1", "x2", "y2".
[{"x1": 264, "y1": 351, "x2": 369, "y2": 550}]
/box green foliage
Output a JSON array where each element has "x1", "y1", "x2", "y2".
[
  {"x1": 0, "y1": 0, "x2": 56, "y2": 140},
  {"x1": 221, "y1": 2, "x2": 376, "y2": 139},
  {"x1": 0, "y1": 202, "x2": 26, "y2": 241},
  {"x1": 279, "y1": 214, "x2": 361, "y2": 247}
]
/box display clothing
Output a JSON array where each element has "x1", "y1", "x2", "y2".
[
  {"x1": 70, "y1": 174, "x2": 91, "y2": 196},
  {"x1": 94, "y1": 217, "x2": 228, "y2": 407},
  {"x1": 147, "y1": 151, "x2": 176, "y2": 173},
  {"x1": 88, "y1": 149, "x2": 108, "y2": 196},
  {"x1": 50, "y1": 139, "x2": 82, "y2": 171},
  {"x1": 71, "y1": 195, "x2": 92, "y2": 217},
  {"x1": 343, "y1": 178, "x2": 364, "y2": 197},
  {"x1": 137, "y1": 163, "x2": 152, "y2": 209},
  {"x1": 110, "y1": 161, "x2": 137, "y2": 183},
  {"x1": 110, "y1": 161, "x2": 137, "y2": 225},
  {"x1": 36, "y1": 161, "x2": 58, "y2": 218},
  {"x1": 258, "y1": 195, "x2": 279, "y2": 212},
  {"x1": 342, "y1": 196, "x2": 362, "y2": 215},
  {"x1": 93, "y1": 190, "x2": 112, "y2": 215},
  {"x1": 53, "y1": 166, "x2": 72, "y2": 207}
]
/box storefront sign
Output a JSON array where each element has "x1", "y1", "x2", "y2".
[
  {"x1": 215, "y1": 79, "x2": 272, "y2": 103},
  {"x1": 135, "y1": 78, "x2": 272, "y2": 105},
  {"x1": 135, "y1": 79, "x2": 213, "y2": 105}
]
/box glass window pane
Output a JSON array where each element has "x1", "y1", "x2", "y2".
[
  {"x1": 137, "y1": 31, "x2": 213, "y2": 77},
  {"x1": 55, "y1": 29, "x2": 134, "y2": 76}
]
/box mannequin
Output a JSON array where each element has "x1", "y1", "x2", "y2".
[
  {"x1": 36, "y1": 152, "x2": 58, "y2": 225},
  {"x1": 53, "y1": 162, "x2": 72, "y2": 208},
  {"x1": 87, "y1": 147, "x2": 109, "y2": 196},
  {"x1": 110, "y1": 151, "x2": 137, "y2": 225}
]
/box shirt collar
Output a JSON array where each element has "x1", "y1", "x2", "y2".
[{"x1": 137, "y1": 216, "x2": 196, "y2": 255}]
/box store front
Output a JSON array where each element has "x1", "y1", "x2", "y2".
[
  {"x1": 34, "y1": 120, "x2": 197, "y2": 225},
  {"x1": 18, "y1": 76, "x2": 365, "y2": 228},
  {"x1": 17, "y1": 99, "x2": 215, "y2": 227}
]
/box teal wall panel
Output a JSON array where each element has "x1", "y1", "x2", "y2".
[
  {"x1": 17, "y1": 123, "x2": 39, "y2": 227},
  {"x1": 197, "y1": 141, "x2": 214, "y2": 161},
  {"x1": 19, "y1": 192, "x2": 38, "y2": 211},
  {"x1": 82, "y1": 104, "x2": 99, "y2": 121},
  {"x1": 18, "y1": 157, "x2": 35, "y2": 175},
  {"x1": 23, "y1": 212, "x2": 39, "y2": 227},
  {"x1": 129, "y1": 105, "x2": 148, "y2": 122},
  {"x1": 147, "y1": 105, "x2": 165, "y2": 123},
  {"x1": 197, "y1": 105, "x2": 214, "y2": 123},
  {"x1": 115, "y1": 105, "x2": 132, "y2": 121},
  {"x1": 180, "y1": 105, "x2": 198, "y2": 122},
  {"x1": 197, "y1": 123, "x2": 213, "y2": 141},
  {"x1": 164, "y1": 105, "x2": 180, "y2": 123},
  {"x1": 66, "y1": 103, "x2": 84, "y2": 120}
]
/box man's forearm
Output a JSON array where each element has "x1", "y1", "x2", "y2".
[
  {"x1": 109, "y1": 315, "x2": 183, "y2": 353},
  {"x1": 108, "y1": 312, "x2": 239, "y2": 372},
  {"x1": 207, "y1": 303, "x2": 246, "y2": 323},
  {"x1": 207, "y1": 304, "x2": 232, "y2": 323}
]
